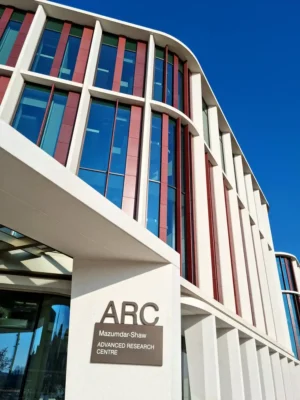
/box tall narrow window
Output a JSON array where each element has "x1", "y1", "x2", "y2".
[
  {"x1": 178, "y1": 61, "x2": 184, "y2": 111},
  {"x1": 153, "y1": 47, "x2": 164, "y2": 102},
  {"x1": 120, "y1": 39, "x2": 136, "y2": 95},
  {"x1": 219, "y1": 131, "x2": 225, "y2": 171},
  {"x1": 166, "y1": 53, "x2": 173, "y2": 106},
  {"x1": 31, "y1": 19, "x2": 63, "y2": 75},
  {"x1": 167, "y1": 118, "x2": 176, "y2": 248},
  {"x1": 59, "y1": 25, "x2": 82, "y2": 80},
  {"x1": 202, "y1": 99, "x2": 210, "y2": 146},
  {"x1": 0, "y1": 11, "x2": 25, "y2": 65},
  {"x1": 12, "y1": 83, "x2": 76, "y2": 160}
]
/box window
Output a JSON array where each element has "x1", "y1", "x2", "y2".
[
  {"x1": 79, "y1": 100, "x2": 132, "y2": 209},
  {"x1": 219, "y1": 131, "x2": 225, "y2": 171},
  {"x1": 153, "y1": 47, "x2": 164, "y2": 102},
  {"x1": 12, "y1": 83, "x2": 69, "y2": 157},
  {"x1": 178, "y1": 61, "x2": 184, "y2": 111},
  {"x1": 0, "y1": 11, "x2": 25, "y2": 65},
  {"x1": 31, "y1": 19, "x2": 83, "y2": 80},
  {"x1": 167, "y1": 119, "x2": 176, "y2": 248},
  {"x1": 166, "y1": 53, "x2": 174, "y2": 106},
  {"x1": 0, "y1": 290, "x2": 70, "y2": 400},
  {"x1": 202, "y1": 99, "x2": 210, "y2": 146},
  {"x1": 95, "y1": 34, "x2": 141, "y2": 96}
]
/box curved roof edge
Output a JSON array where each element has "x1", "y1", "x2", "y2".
[
  {"x1": 276, "y1": 251, "x2": 300, "y2": 267},
  {"x1": 3, "y1": 0, "x2": 269, "y2": 206}
]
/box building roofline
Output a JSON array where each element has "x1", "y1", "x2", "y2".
[{"x1": 276, "y1": 251, "x2": 300, "y2": 267}]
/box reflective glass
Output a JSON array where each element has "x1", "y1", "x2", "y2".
[
  {"x1": 106, "y1": 175, "x2": 124, "y2": 208},
  {"x1": 181, "y1": 194, "x2": 187, "y2": 278},
  {"x1": 147, "y1": 181, "x2": 160, "y2": 237},
  {"x1": 149, "y1": 114, "x2": 162, "y2": 181},
  {"x1": 181, "y1": 126, "x2": 186, "y2": 192},
  {"x1": 95, "y1": 44, "x2": 117, "y2": 90},
  {"x1": 153, "y1": 58, "x2": 164, "y2": 101},
  {"x1": 80, "y1": 100, "x2": 116, "y2": 171},
  {"x1": 289, "y1": 295, "x2": 300, "y2": 349},
  {"x1": 110, "y1": 106, "x2": 131, "y2": 174},
  {"x1": 78, "y1": 169, "x2": 106, "y2": 195},
  {"x1": 40, "y1": 91, "x2": 68, "y2": 156},
  {"x1": 178, "y1": 71, "x2": 184, "y2": 111},
  {"x1": 276, "y1": 257, "x2": 285, "y2": 290},
  {"x1": 120, "y1": 50, "x2": 136, "y2": 95},
  {"x1": 59, "y1": 35, "x2": 81, "y2": 80},
  {"x1": 166, "y1": 62, "x2": 173, "y2": 105},
  {"x1": 202, "y1": 99, "x2": 210, "y2": 146},
  {"x1": 22, "y1": 296, "x2": 70, "y2": 400},
  {"x1": 0, "y1": 291, "x2": 40, "y2": 400},
  {"x1": 182, "y1": 338, "x2": 191, "y2": 400},
  {"x1": 280, "y1": 257, "x2": 290, "y2": 290},
  {"x1": 31, "y1": 29, "x2": 61, "y2": 75},
  {"x1": 168, "y1": 119, "x2": 176, "y2": 186},
  {"x1": 0, "y1": 20, "x2": 21, "y2": 65},
  {"x1": 12, "y1": 85, "x2": 51, "y2": 144},
  {"x1": 167, "y1": 187, "x2": 176, "y2": 249},
  {"x1": 283, "y1": 294, "x2": 297, "y2": 357}
]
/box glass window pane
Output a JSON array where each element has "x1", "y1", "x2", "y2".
[
  {"x1": 80, "y1": 100, "x2": 116, "y2": 171},
  {"x1": 281, "y1": 257, "x2": 291, "y2": 290},
  {"x1": 149, "y1": 114, "x2": 162, "y2": 181},
  {"x1": 45, "y1": 18, "x2": 63, "y2": 33},
  {"x1": 283, "y1": 294, "x2": 297, "y2": 357},
  {"x1": 120, "y1": 50, "x2": 136, "y2": 95},
  {"x1": 125, "y1": 39, "x2": 137, "y2": 52},
  {"x1": 22, "y1": 296, "x2": 70, "y2": 400},
  {"x1": 167, "y1": 187, "x2": 176, "y2": 249},
  {"x1": 0, "y1": 21, "x2": 21, "y2": 65},
  {"x1": 168, "y1": 119, "x2": 176, "y2": 187},
  {"x1": 178, "y1": 71, "x2": 184, "y2": 111},
  {"x1": 11, "y1": 11, "x2": 25, "y2": 23},
  {"x1": 147, "y1": 181, "x2": 160, "y2": 237},
  {"x1": 40, "y1": 91, "x2": 68, "y2": 156},
  {"x1": 155, "y1": 47, "x2": 164, "y2": 59},
  {"x1": 202, "y1": 99, "x2": 210, "y2": 146},
  {"x1": 31, "y1": 29, "x2": 61, "y2": 75},
  {"x1": 181, "y1": 194, "x2": 187, "y2": 278},
  {"x1": 12, "y1": 84, "x2": 51, "y2": 144},
  {"x1": 59, "y1": 35, "x2": 81, "y2": 80},
  {"x1": 95, "y1": 44, "x2": 117, "y2": 90},
  {"x1": 166, "y1": 62, "x2": 173, "y2": 106},
  {"x1": 110, "y1": 105, "x2": 131, "y2": 174},
  {"x1": 276, "y1": 257, "x2": 285, "y2": 290},
  {"x1": 78, "y1": 169, "x2": 106, "y2": 195},
  {"x1": 153, "y1": 58, "x2": 164, "y2": 102},
  {"x1": 181, "y1": 126, "x2": 186, "y2": 193},
  {"x1": 102, "y1": 33, "x2": 118, "y2": 47},
  {"x1": 70, "y1": 25, "x2": 83, "y2": 38},
  {"x1": 0, "y1": 291, "x2": 40, "y2": 399},
  {"x1": 106, "y1": 174, "x2": 124, "y2": 208}
]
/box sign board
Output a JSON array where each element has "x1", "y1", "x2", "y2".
[{"x1": 90, "y1": 323, "x2": 163, "y2": 366}]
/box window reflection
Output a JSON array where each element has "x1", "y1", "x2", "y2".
[
  {"x1": 59, "y1": 35, "x2": 81, "y2": 80},
  {"x1": 31, "y1": 29, "x2": 61, "y2": 75},
  {"x1": 120, "y1": 49, "x2": 136, "y2": 95},
  {"x1": 153, "y1": 48, "x2": 164, "y2": 102},
  {"x1": 166, "y1": 58, "x2": 173, "y2": 106},
  {"x1": 0, "y1": 20, "x2": 21, "y2": 65}
]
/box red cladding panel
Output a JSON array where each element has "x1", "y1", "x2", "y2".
[
  {"x1": 183, "y1": 62, "x2": 189, "y2": 117},
  {"x1": 224, "y1": 183, "x2": 242, "y2": 316},
  {"x1": 159, "y1": 114, "x2": 169, "y2": 242},
  {"x1": 173, "y1": 55, "x2": 179, "y2": 108},
  {"x1": 50, "y1": 22, "x2": 72, "y2": 78},
  {"x1": 122, "y1": 106, "x2": 142, "y2": 218},
  {"x1": 0, "y1": 8, "x2": 13, "y2": 40},
  {"x1": 112, "y1": 37, "x2": 126, "y2": 92},
  {"x1": 0, "y1": 76, "x2": 10, "y2": 104},
  {"x1": 6, "y1": 13, "x2": 34, "y2": 67},
  {"x1": 133, "y1": 42, "x2": 147, "y2": 97},
  {"x1": 73, "y1": 27, "x2": 93, "y2": 83},
  {"x1": 54, "y1": 92, "x2": 80, "y2": 165}
]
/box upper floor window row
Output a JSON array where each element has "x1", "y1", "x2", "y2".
[
  {"x1": 31, "y1": 18, "x2": 93, "y2": 83},
  {"x1": 0, "y1": 7, "x2": 33, "y2": 67},
  {"x1": 153, "y1": 46, "x2": 188, "y2": 114},
  {"x1": 95, "y1": 33, "x2": 147, "y2": 97}
]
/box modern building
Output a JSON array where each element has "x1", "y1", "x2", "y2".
[
  {"x1": 276, "y1": 252, "x2": 300, "y2": 361},
  {"x1": 0, "y1": 0, "x2": 299, "y2": 399}
]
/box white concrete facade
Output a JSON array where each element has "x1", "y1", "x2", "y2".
[{"x1": 0, "y1": 0, "x2": 299, "y2": 399}]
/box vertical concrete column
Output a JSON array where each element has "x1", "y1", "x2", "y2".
[
  {"x1": 67, "y1": 21, "x2": 102, "y2": 173},
  {"x1": 290, "y1": 361, "x2": 300, "y2": 400},
  {"x1": 252, "y1": 226, "x2": 276, "y2": 339},
  {"x1": 0, "y1": 5, "x2": 47, "y2": 122},
  {"x1": 234, "y1": 155, "x2": 247, "y2": 206},
  {"x1": 241, "y1": 209, "x2": 266, "y2": 331},
  {"x1": 217, "y1": 328, "x2": 245, "y2": 400},
  {"x1": 281, "y1": 357, "x2": 295, "y2": 400},
  {"x1": 244, "y1": 174, "x2": 257, "y2": 223},
  {"x1": 240, "y1": 338, "x2": 262, "y2": 400},
  {"x1": 253, "y1": 190, "x2": 263, "y2": 231},
  {"x1": 222, "y1": 132, "x2": 236, "y2": 190},
  {"x1": 261, "y1": 203, "x2": 274, "y2": 248},
  {"x1": 136, "y1": 34, "x2": 155, "y2": 225},
  {"x1": 270, "y1": 352, "x2": 286, "y2": 400},
  {"x1": 183, "y1": 314, "x2": 221, "y2": 400},
  {"x1": 208, "y1": 106, "x2": 235, "y2": 311},
  {"x1": 262, "y1": 240, "x2": 292, "y2": 350},
  {"x1": 190, "y1": 73, "x2": 213, "y2": 297},
  {"x1": 66, "y1": 259, "x2": 181, "y2": 400},
  {"x1": 257, "y1": 346, "x2": 276, "y2": 400}
]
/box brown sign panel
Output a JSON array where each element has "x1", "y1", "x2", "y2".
[{"x1": 90, "y1": 323, "x2": 163, "y2": 366}]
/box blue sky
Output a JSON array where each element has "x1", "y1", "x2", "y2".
[{"x1": 56, "y1": 0, "x2": 300, "y2": 258}]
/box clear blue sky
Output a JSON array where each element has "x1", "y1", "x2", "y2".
[{"x1": 56, "y1": 0, "x2": 300, "y2": 259}]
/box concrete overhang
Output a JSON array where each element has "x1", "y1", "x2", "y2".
[{"x1": 0, "y1": 121, "x2": 180, "y2": 267}]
